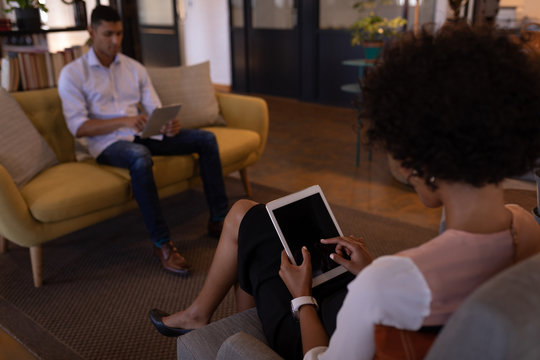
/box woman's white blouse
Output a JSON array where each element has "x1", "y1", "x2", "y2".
[{"x1": 304, "y1": 256, "x2": 432, "y2": 360}]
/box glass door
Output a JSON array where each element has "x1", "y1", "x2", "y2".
[
  {"x1": 247, "y1": 0, "x2": 301, "y2": 97},
  {"x1": 137, "y1": 0, "x2": 181, "y2": 66}
]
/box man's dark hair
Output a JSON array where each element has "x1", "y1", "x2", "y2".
[
  {"x1": 363, "y1": 24, "x2": 540, "y2": 187},
  {"x1": 91, "y1": 5, "x2": 121, "y2": 28}
]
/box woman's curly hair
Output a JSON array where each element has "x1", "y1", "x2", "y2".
[{"x1": 363, "y1": 23, "x2": 540, "y2": 187}]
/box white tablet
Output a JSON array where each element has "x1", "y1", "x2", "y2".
[
  {"x1": 140, "y1": 104, "x2": 182, "y2": 138},
  {"x1": 266, "y1": 185, "x2": 348, "y2": 287}
]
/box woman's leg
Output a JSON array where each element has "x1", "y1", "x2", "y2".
[{"x1": 163, "y1": 199, "x2": 258, "y2": 329}]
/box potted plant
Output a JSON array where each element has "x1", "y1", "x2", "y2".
[
  {"x1": 3, "y1": 0, "x2": 48, "y2": 31},
  {"x1": 350, "y1": 0, "x2": 407, "y2": 60}
]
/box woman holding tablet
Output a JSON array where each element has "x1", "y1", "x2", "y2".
[{"x1": 149, "y1": 24, "x2": 540, "y2": 359}]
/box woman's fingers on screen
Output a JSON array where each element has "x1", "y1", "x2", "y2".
[
  {"x1": 322, "y1": 237, "x2": 358, "y2": 253},
  {"x1": 329, "y1": 252, "x2": 352, "y2": 270},
  {"x1": 321, "y1": 236, "x2": 349, "y2": 247}
]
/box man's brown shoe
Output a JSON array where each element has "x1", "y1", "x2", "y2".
[{"x1": 153, "y1": 241, "x2": 191, "y2": 275}]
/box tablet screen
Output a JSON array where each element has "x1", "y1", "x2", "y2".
[
  {"x1": 266, "y1": 184, "x2": 349, "y2": 288},
  {"x1": 272, "y1": 193, "x2": 341, "y2": 277},
  {"x1": 140, "y1": 104, "x2": 182, "y2": 138}
]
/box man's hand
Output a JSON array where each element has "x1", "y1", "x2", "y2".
[
  {"x1": 123, "y1": 114, "x2": 148, "y2": 132},
  {"x1": 76, "y1": 115, "x2": 148, "y2": 137},
  {"x1": 321, "y1": 236, "x2": 373, "y2": 275},
  {"x1": 161, "y1": 118, "x2": 181, "y2": 137},
  {"x1": 279, "y1": 247, "x2": 312, "y2": 298}
]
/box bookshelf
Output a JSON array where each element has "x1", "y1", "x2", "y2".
[
  {"x1": 0, "y1": 26, "x2": 88, "y2": 92},
  {"x1": 0, "y1": 26, "x2": 87, "y2": 36}
]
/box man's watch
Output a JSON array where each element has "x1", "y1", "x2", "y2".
[{"x1": 291, "y1": 296, "x2": 319, "y2": 320}]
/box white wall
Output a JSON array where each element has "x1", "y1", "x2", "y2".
[
  {"x1": 30, "y1": 0, "x2": 231, "y2": 85},
  {"x1": 182, "y1": 0, "x2": 231, "y2": 86},
  {"x1": 500, "y1": 0, "x2": 540, "y2": 22},
  {"x1": 45, "y1": 0, "x2": 98, "y2": 52}
]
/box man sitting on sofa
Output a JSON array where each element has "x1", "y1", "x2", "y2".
[{"x1": 57, "y1": 5, "x2": 228, "y2": 275}]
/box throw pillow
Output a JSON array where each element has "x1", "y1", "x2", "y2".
[
  {"x1": 147, "y1": 61, "x2": 225, "y2": 129},
  {"x1": 0, "y1": 88, "x2": 59, "y2": 188}
]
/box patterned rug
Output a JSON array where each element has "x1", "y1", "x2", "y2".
[{"x1": 5, "y1": 176, "x2": 498, "y2": 360}]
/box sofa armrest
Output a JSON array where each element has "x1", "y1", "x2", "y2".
[
  {"x1": 0, "y1": 164, "x2": 38, "y2": 246},
  {"x1": 177, "y1": 307, "x2": 268, "y2": 360},
  {"x1": 217, "y1": 332, "x2": 283, "y2": 360},
  {"x1": 216, "y1": 92, "x2": 269, "y2": 158}
]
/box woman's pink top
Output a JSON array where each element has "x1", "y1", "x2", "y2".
[{"x1": 398, "y1": 204, "x2": 540, "y2": 325}]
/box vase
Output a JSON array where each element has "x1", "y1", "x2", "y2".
[
  {"x1": 363, "y1": 41, "x2": 384, "y2": 62},
  {"x1": 15, "y1": 8, "x2": 41, "y2": 31}
]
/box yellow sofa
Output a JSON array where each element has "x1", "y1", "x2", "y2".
[{"x1": 0, "y1": 88, "x2": 269, "y2": 287}]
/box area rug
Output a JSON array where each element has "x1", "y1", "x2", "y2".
[{"x1": 0, "y1": 178, "x2": 441, "y2": 359}]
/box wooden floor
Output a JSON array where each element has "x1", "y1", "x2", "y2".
[
  {"x1": 243, "y1": 95, "x2": 443, "y2": 230},
  {"x1": 0, "y1": 332, "x2": 35, "y2": 360},
  {"x1": 0, "y1": 95, "x2": 442, "y2": 360}
]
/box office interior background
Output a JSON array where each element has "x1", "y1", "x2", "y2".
[{"x1": 2, "y1": 0, "x2": 539, "y2": 106}]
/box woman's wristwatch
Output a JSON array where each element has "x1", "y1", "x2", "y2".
[{"x1": 291, "y1": 296, "x2": 319, "y2": 320}]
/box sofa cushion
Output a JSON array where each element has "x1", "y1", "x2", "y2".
[
  {"x1": 96, "y1": 128, "x2": 259, "y2": 186},
  {"x1": 11, "y1": 88, "x2": 76, "y2": 163},
  {"x1": 204, "y1": 127, "x2": 260, "y2": 166},
  {"x1": 178, "y1": 308, "x2": 267, "y2": 360},
  {"x1": 151, "y1": 155, "x2": 195, "y2": 188},
  {"x1": 90, "y1": 156, "x2": 196, "y2": 190},
  {"x1": 217, "y1": 332, "x2": 282, "y2": 360},
  {"x1": 147, "y1": 62, "x2": 226, "y2": 129},
  {"x1": 20, "y1": 162, "x2": 131, "y2": 222},
  {"x1": 0, "y1": 88, "x2": 59, "y2": 188}
]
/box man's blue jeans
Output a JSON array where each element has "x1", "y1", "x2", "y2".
[{"x1": 96, "y1": 129, "x2": 228, "y2": 244}]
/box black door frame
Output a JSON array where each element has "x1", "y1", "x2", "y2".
[
  {"x1": 229, "y1": 0, "x2": 318, "y2": 101},
  {"x1": 109, "y1": 0, "x2": 143, "y2": 62},
  {"x1": 138, "y1": 0, "x2": 182, "y2": 66}
]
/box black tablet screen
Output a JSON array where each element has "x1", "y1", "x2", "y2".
[{"x1": 272, "y1": 193, "x2": 340, "y2": 277}]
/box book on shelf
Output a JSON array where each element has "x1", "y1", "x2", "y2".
[
  {"x1": 1, "y1": 33, "x2": 48, "y2": 53},
  {"x1": 1, "y1": 56, "x2": 20, "y2": 92},
  {"x1": 1, "y1": 44, "x2": 88, "y2": 92},
  {"x1": 51, "y1": 51, "x2": 65, "y2": 85},
  {"x1": 16, "y1": 53, "x2": 26, "y2": 91},
  {"x1": 44, "y1": 52, "x2": 55, "y2": 88}
]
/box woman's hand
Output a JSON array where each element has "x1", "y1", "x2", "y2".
[
  {"x1": 279, "y1": 247, "x2": 313, "y2": 298},
  {"x1": 161, "y1": 118, "x2": 181, "y2": 137},
  {"x1": 321, "y1": 236, "x2": 373, "y2": 275},
  {"x1": 280, "y1": 248, "x2": 330, "y2": 353}
]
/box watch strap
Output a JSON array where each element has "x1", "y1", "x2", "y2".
[{"x1": 291, "y1": 296, "x2": 319, "y2": 319}]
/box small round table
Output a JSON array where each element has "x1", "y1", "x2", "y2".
[{"x1": 341, "y1": 59, "x2": 374, "y2": 166}]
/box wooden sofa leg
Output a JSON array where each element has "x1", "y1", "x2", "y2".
[
  {"x1": 0, "y1": 235, "x2": 7, "y2": 254},
  {"x1": 30, "y1": 246, "x2": 43, "y2": 287},
  {"x1": 239, "y1": 168, "x2": 253, "y2": 198}
]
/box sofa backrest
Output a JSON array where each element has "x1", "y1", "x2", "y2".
[
  {"x1": 11, "y1": 88, "x2": 76, "y2": 163},
  {"x1": 425, "y1": 252, "x2": 540, "y2": 360}
]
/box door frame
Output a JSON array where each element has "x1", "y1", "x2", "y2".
[{"x1": 229, "y1": 0, "x2": 318, "y2": 101}]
